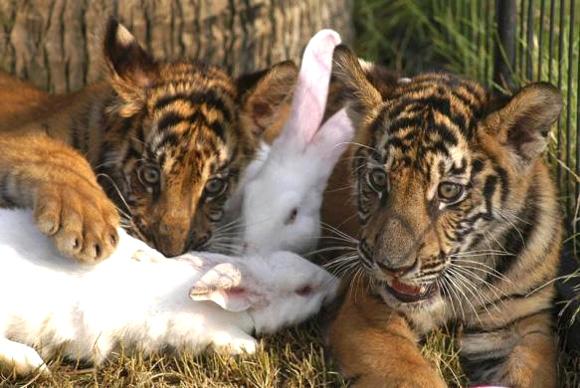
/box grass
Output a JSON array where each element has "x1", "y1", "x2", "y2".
[
  {"x1": 4, "y1": 322, "x2": 577, "y2": 387},
  {"x1": 1, "y1": 322, "x2": 347, "y2": 388},
  {"x1": 0, "y1": 322, "x2": 465, "y2": 387},
  {"x1": 353, "y1": 0, "x2": 495, "y2": 82}
]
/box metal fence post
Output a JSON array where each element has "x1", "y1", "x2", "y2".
[{"x1": 494, "y1": 0, "x2": 517, "y2": 92}]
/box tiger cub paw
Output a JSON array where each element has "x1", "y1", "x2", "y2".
[{"x1": 33, "y1": 182, "x2": 120, "y2": 263}]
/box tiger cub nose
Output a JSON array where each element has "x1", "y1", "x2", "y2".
[
  {"x1": 375, "y1": 258, "x2": 418, "y2": 278},
  {"x1": 188, "y1": 234, "x2": 210, "y2": 251},
  {"x1": 154, "y1": 220, "x2": 189, "y2": 257}
]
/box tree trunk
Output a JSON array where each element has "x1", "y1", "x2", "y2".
[{"x1": 0, "y1": 0, "x2": 353, "y2": 93}]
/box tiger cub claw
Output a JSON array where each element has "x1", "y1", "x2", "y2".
[{"x1": 34, "y1": 183, "x2": 120, "y2": 263}]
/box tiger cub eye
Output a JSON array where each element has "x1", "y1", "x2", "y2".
[
  {"x1": 437, "y1": 182, "x2": 464, "y2": 203},
  {"x1": 137, "y1": 165, "x2": 160, "y2": 186},
  {"x1": 368, "y1": 168, "x2": 388, "y2": 192},
  {"x1": 205, "y1": 178, "x2": 228, "y2": 197}
]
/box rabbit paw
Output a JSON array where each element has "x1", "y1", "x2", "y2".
[
  {"x1": 131, "y1": 249, "x2": 165, "y2": 263},
  {"x1": 212, "y1": 331, "x2": 258, "y2": 355},
  {"x1": 0, "y1": 339, "x2": 50, "y2": 376},
  {"x1": 34, "y1": 182, "x2": 119, "y2": 263},
  {"x1": 228, "y1": 337, "x2": 258, "y2": 354}
]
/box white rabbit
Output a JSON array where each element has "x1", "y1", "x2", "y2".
[
  {"x1": 220, "y1": 140, "x2": 271, "y2": 249},
  {"x1": 240, "y1": 29, "x2": 355, "y2": 255},
  {"x1": 0, "y1": 209, "x2": 337, "y2": 376}
]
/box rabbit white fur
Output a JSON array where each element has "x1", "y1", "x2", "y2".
[
  {"x1": 0, "y1": 209, "x2": 337, "y2": 375},
  {"x1": 240, "y1": 30, "x2": 354, "y2": 255},
  {"x1": 221, "y1": 140, "x2": 270, "y2": 242}
]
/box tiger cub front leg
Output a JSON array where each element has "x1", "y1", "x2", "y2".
[
  {"x1": 0, "y1": 133, "x2": 119, "y2": 262},
  {"x1": 329, "y1": 288, "x2": 446, "y2": 388},
  {"x1": 460, "y1": 311, "x2": 557, "y2": 388}
]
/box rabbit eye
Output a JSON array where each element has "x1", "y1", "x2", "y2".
[
  {"x1": 285, "y1": 208, "x2": 298, "y2": 225},
  {"x1": 295, "y1": 285, "x2": 313, "y2": 296},
  {"x1": 227, "y1": 287, "x2": 246, "y2": 295}
]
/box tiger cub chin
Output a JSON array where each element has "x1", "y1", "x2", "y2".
[
  {"x1": 326, "y1": 45, "x2": 562, "y2": 388},
  {"x1": 0, "y1": 19, "x2": 297, "y2": 261}
]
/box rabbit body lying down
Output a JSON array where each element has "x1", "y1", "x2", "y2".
[{"x1": 0, "y1": 209, "x2": 337, "y2": 375}]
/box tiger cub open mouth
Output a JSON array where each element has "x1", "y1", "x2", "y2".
[{"x1": 382, "y1": 277, "x2": 439, "y2": 303}]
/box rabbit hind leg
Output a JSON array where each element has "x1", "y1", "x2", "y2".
[{"x1": 0, "y1": 337, "x2": 50, "y2": 376}]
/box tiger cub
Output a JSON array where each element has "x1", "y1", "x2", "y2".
[
  {"x1": 325, "y1": 45, "x2": 562, "y2": 387},
  {"x1": 0, "y1": 19, "x2": 296, "y2": 261}
]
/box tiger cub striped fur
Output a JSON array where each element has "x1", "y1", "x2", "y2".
[
  {"x1": 326, "y1": 45, "x2": 562, "y2": 387},
  {"x1": 0, "y1": 19, "x2": 296, "y2": 261}
]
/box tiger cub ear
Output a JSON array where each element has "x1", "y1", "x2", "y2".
[
  {"x1": 483, "y1": 83, "x2": 562, "y2": 166},
  {"x1": 104, "y1": 18, "x2": 158, "y2": 113},
  {"x1": 237, "y1": 61, "x2": 298, "y2": 143},
  {"x1": 332, "y1": 44, "x2": 383, "y2": 126}
]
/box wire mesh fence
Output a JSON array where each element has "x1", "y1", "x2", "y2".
[{"x1": 494, "y1": 0, "x2": 580, "y2": 252}]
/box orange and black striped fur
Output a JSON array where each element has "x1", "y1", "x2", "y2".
[
  {"x1": 325, "y1": 46, "x2": 562, "y2": 387},
  {"x1": 0, "y1": 19, "x2": 296, "y2": 261}
]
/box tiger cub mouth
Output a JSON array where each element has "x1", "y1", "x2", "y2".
[{"x1": 382, "y1": 277, "x2": 438, "y2": 303}]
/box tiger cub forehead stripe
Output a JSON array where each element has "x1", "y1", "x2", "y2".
[
  {"x1": 153, "y1": 90, "x2": 234, "y2": 122},
  {"x1": 149, "y1": 79, "x2": 236, "y2": 145}
]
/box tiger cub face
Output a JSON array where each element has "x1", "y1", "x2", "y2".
[
  {"x1": 333, "y1": 46, "x2": 562, "y2": 313},
  {"x1": 98, "y1": 20, "x2": 296, "y2": 257}
]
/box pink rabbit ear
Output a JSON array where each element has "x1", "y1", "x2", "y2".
[
  {"x1": 189, "y1": 262, "x2": 268, "y2": 312},
  {"x1": 277, "y1": 29, "x2": 342, "y2": 148},
  {"x1": 310, "y1": 108, "x2": 354, "y2": 166}
]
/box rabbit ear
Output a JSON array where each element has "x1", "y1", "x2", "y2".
[
  {"x1": 189, "y1": 263, "x2": 268, "y2": 312},
  {"x1": 276, "y1": 29, "x2": 342, "y2": 149},
  {"x1": 309, "y1": 108, "x2": 354, "y2": 166}
]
